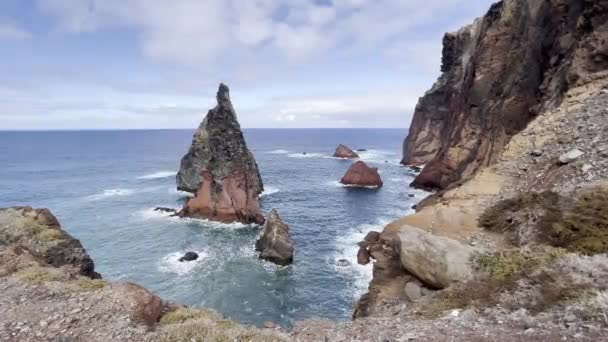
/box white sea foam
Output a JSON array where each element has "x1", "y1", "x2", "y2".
[
  {"x1": 260, "y1": 186, "x2": 280, "y2": 198},
  {"x1": 327, "y1": 180, "x2": 380, "y2": 189},
  {"x1": 287, "y1": 152, "x2": 324, "y2": 159},
  {"x1": 267, "y1": 149, "x2": 290, "y2": 154},
  {"x1": 137, "y1": 171, "x2": 177, "y2": 180},
  {"x1": 168, "y1": 187, "x2": 193, "y2": 197},
  {"x1": 137, "y1": 207, "x2": 257, "y2": 229},
  {"x1": 356, "y1": 149, "x2": 399, "y2": 164},
  {"x1": 85, "y1": 188, "x2": 136, "y2": 201},
  {"x1": 333, "y1": 218, "x2": 393, "y2": 298},
  {"x1": 159, "y1": 251, "x2": 208, "y2": 275},
  {"x1": 138, "y1": 207, "x2": 181, "y2": 221}
]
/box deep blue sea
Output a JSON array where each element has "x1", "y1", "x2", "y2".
[{"x1": 0, "y1": 129, "x2": 425, "y2": 327}]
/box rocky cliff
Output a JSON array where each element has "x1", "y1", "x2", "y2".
[
  {"x1": 402, "y1": 0, "x2": 608, "y2": 190},
  {"x1": 177, "y1": 83, "x2": 265, "y2": 224}
]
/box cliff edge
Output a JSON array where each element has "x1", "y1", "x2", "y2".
[{"x1": 403, "y1": 0, "x2": 608, "y2": 190}]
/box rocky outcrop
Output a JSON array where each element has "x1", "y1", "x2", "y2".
[
  {"x1": 333, "y1": 144, "x2": 359, "y2": 159},
  {"x1": 340, "y1": 161, "x2": 383, "y2": 188},
  {"x1": 0, "y1": 206, "x2": 99, "y2": 279},
  {"x1": 177, "y1": 83, "x2": 265, "y2": 225},
  {"x1": 402, "y1": 0, "x2": 608, "y2": 190},
  {"x1": 255, "y1": 210, "x2": 294, "y2": 266}
]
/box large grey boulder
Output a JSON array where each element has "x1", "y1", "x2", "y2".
[
  {"x1": 255, "y1": 210, "x2": 294, "y2": 266},
  {"x1": 396, "y1": 225, "x2": 477, "y2": 289}
]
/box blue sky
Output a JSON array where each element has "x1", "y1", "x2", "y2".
[{"x1": 0, "y1": 0, "x2": 495, "y2": 129}]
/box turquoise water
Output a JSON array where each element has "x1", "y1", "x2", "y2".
[{"x1": 0, "y1": 129, "x2": 425, "y2": 326}]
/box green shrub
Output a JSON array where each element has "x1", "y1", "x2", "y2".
[
  {"x1": 479, "y1": 191, "x2": 562, "y2": 246},
  {"x1": 551, "y1": 187, "x2": 608, "y2": 255},
  {"x1": 476, "y1": 246, "x2": 566, "y2": 282}
]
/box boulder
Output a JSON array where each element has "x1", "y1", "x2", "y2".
[
  {"x1": 558, "y1": 149, "x2": 585, "y2": 164},
  {"x1": 178, "y1": 252, "x2": 199, "y2": 262},
  {"x1": 333, "y1": 144, "x2": 359, "y2": 159},
  {"x1": 177, "y1": 84, "x2": 265, "y2": 225},
  {"x1": 113, "y1": 283, "x2": 163, "y2": 327},
  {"x1": 255, "y1": 210, "x2": 294, "y2": 266},
  {"x1": 396, "y1": 225, "x2": 477, "y2": 289},
  {"x1": 340, "y1": 161, "x2": 383, "y2": 188}
]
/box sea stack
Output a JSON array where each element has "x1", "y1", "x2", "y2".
[
  {"x1": 340, "y1": 161, "x2": 383, "y2": 188},
  {"x1": 333, "y1": 144, "x2": 359, "y2": 159},
  {"x1": 255, "y1": 210, "x2": 294, "y2": 266},
  {"x1": 177, "y1": 83, "x2": 265, "y2": 225}
]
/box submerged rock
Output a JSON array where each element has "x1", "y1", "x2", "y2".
[
  {"x1": 340, "y1": 161, "x2": 383, "y2": 188},
  {"x1": 255, "y1": 210, "x2": 294, "y2": 266},
  {"x1": 333, "y1": 144, "x2": 359, "y2": 159},
  {"x1": 178, "y1": 252, "x2": 199, "y2": 262},
  {"x1": 177, "y1": 83, "x2": 264, "y2": 225}
]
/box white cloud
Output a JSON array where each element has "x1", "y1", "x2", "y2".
[
  {"x1": 0, "y1": 20, "x2": 32, "y2": 40},
  {"x1": 37, "y1": 0, "x2": 491, "y2": 68}
]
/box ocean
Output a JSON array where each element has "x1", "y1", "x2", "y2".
[{"x1": 0, "y1": 128, "x2": 425, "y2": 327}]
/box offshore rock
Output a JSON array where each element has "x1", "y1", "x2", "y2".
[
  {"x1": 333, "y1": 144, "x2": 359, "y2": 159},
  {"x1": 255, "y1": 210, "x2": 294, "y2": 266},
  {"x1": 177, "y1": 83, "x2": 265, "y2": 225},
  {"x1": 178, "y1": 252, "x2": 199, "y2": 262},
  {"x1": 402, "y1": 0, "x2": 608, "y2": 190},
  {"x1": 340, "y1": 161, "x2": 383, "y2": 188}
]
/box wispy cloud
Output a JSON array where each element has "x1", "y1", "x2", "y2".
[{"x1": 0, "y1": 19, "x2": 32, "y2": 40}]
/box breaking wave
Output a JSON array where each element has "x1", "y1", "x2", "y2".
[{"x1": 137, "y1": 171, "x2": 177, "y2": 180}]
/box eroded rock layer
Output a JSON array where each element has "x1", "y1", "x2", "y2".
[
  {"x1": 177, "y1": 84, "x2": 264, "y2": 224},
  {"x1": 402, "y1": 0, "x2": 608, "y2": 189}
]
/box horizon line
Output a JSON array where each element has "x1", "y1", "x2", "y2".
[{"x1": 0, "y1": 127, "x2": 409, "y2": 132}]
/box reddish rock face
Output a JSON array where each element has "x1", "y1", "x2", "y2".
[
  {"x1": 114, "y1": 283, "x2": 163, "y2": 327},
  {"x1": 402, "y1": 0, "x2": 608, "y2": 190},
  {"x1": 333, "y1": 144, "x2": 359, "y2": 159},
  {"x1": 340, "y1": 161, "x2": 383, "y2": 188},
  {"x1": 180, "y1": 169, "x2": 264, "y2": 225}
]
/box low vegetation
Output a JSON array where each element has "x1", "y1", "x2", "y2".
[
  {"x1": 551, "y1": 187, "x2": 608, "y2": 255},
  {"x1": 158, "y1": 308, "x2": 287, "y2": 342},
  {"x1": 16, "y1": 266, "x2": 65, "y2": 285},
  {"x1": 75, "y1": 277, "x2": 106, "y2": 291},
  {"x1": 480, "y1": 187, "x2": 608, "y2": 254}
]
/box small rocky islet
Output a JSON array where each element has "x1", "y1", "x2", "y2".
[{"x1": 4, "y1": 0, "x2": 608, "y2": 341}]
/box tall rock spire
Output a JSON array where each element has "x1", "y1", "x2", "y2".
[{"x1": 176, "y1": 83, "x2": 265, "y2": 225}]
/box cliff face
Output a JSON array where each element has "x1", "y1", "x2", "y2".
[
  {"x1": 177, "y1": 84, "x2": 265, "y2": 225},
  {"x1": 403, "y1": 0, "x2": 608, "y2": 189}
]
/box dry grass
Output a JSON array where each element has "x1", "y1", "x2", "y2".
[
  {"x1": 75, "y1": 277, "x2": 106, "y2": 291},
  {"x1": 15, "y1": 266, "x2": 66, "y2": 284},
  {"x1": 160, "y1": 308, "x2": 221, "y2": 325}
]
